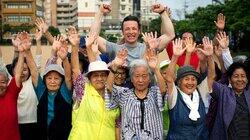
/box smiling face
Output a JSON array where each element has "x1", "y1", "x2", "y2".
[
  {"x1": 89, "y1": 71, "x2": 108, "y2": 91},
  {"x1": 229, "y1": 68, "x2": 248, "y2": 94},
  {"x1": 131, "y1": 66, "x2": 150, "y2": 92},
  {"x1": 0, "y1": 74, "x2": 8, "y2": 96},
  {"x1": 114, "y1": 67, "x2": 127, "y2": 86},
  {"x1": 179, "y1": 75, "x2": 198, "y2": 95},
  {"x1": 13, "y1": 62, "x2": 30, "y2": 82},
  {"x1": 45, "y1": 71, "x2": 63, "y2": 92},
  {"x1": 122, "y1": 20, "x2": 140, "y2": 45}
]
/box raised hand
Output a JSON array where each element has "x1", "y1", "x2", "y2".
[
  {"x1": 165, "y1": 7, "x2": 171, "y2": 17},
  {"x1": 198, "y1": 36, "x2": 213, "y2": 56},
  {"x1": 151, "y1": 4, "x2": 165, "y2": 13},
  {"x1": 214, "y1": 13, "x2": 225, "y2": 30},
  {"x1": 172, "y1": 38, "x2": 185, "y2": 56},
  {"x1": 35, "y1": 29, "x2": 43, "y2": 41},
  {"x1": 52, "y1": 35, "x2": 63, "y2": 52},
  {"x1": 184, "y1": 37, "x2": 196, "y2": 53},
  {"x1": 142, "y1": 32, "x2": 159, "y2": 49},
  {"x1": 216, "y1": 31, "x2": 229, "y2": 49},
  {"x1": 86, "y1": 32, "x2": 98, "y2": 49},
  {"x1": 100, "y1": 4, "x2": 111, "y2": 15},
  {"x1": 57, "y1": 42, "x2": 68, "y2": 61},
  {"x1": 112, "y1": 48, "x2": 128, "y2": 67},
  {"x1": 67, "y1": 26, "x2": 80, "y2": 46},
  {"x1": 19, "y1": 31, "x2": 32, "y2": 51},
  {"x1": 35, "y1": 18, "x2": 49, "y2": 33},
  {"x1": 146, "y1": 49, "x2": 158, "y2": 70},
  {"x1": 12, "y1": 34, "x2": 21, "y2": 48}
]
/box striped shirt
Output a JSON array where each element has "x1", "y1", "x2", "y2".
[{"x1": 105, "y1": 85, "x2": 165, "y2": 140}]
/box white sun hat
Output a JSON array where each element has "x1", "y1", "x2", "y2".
[
  {"x1": 85, "y1": 61, "x2": 110, "y2": 77},
  {"x1": 159, "y1": 60, "x2": 171, "y2": 70}
]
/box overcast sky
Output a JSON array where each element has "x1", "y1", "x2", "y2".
[{"x1": 156, "y1": 0, "x2": 213, "y2": 20}]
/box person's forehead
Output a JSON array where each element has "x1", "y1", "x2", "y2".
[
  {"x1": 123, "y1": 21, "x2": 139, "y2": 27},
  {"x1": 0, "y1": 73, "x2": 7, "y2": 81},
  {"x1": 233, "y1": 68, "x2": 246, "y2": 75},
  {"x1": 182, "y1": 32, "x2": 193, "y2": 38}
]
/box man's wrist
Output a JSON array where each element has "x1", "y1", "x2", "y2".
[{"x1": 159, "y1": 9, "x2": 166, "y2": 15}]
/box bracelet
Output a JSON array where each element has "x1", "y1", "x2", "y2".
[{"x1": 159, "y1": 9, "x2": 165, "y2": 15}]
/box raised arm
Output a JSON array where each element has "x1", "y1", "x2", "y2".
[
  {"x1": 19, "y1": 32, "x2": 39, "y2": 87},
  {"x1": 14, "y1": 46, "x2": 25, "y2": 87},
  {"x1": 165, "y1": 38, "x2": 186, "y2": 94},
  {"x1": 107, "y1": 49, "x2": 128, "y2": 92},
  {"x1": 85, "y1": 33, "x2": 99, "y2": 62},
  {"x1": 89, "y1": 4, "x2": 111, "y2": 53},
  {"x1": 57, "y1": 37, "x2": 72, "y2": 90},
  {"x1": 151, "y1": 4, "x2": 175, "y2": 52},
  {"x1": 146, "y1": 49, "x2": 166, "y2": 94},
  {"x1": 11, "y1": 34, "x2": 21, "y2": 59},
  {"x1": 198, "y1": 37, "x2": 215, "y2": 91},
  {"x1": 35, "y1": 18, "x2": 53, "y2": 44},
  {"x1": 34, "y1": 29, "x2": 43, "y2": 71}
]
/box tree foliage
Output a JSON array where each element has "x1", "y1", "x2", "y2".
[{"x1": 48, "y1": 26, "x2": 61, "y2": 37}]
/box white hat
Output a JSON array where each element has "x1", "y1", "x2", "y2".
[
  {"x1": 85, "y1": 61, "x2": 109, "y2": 77},
  {"x1": 43, "y1": 64, "x2": 65, "y2": 77},
  {"x1": 159, "y1": 60, "x2": 171, "y2": 69}
]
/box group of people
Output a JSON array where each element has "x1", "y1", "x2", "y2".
[{"x1": 0, "y1": 3, "x2": 249, "y2": 140}]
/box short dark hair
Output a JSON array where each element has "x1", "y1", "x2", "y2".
[
  {"x1": 121, "y1": 15, "x2": 141, "y2": 31},
  {"x1": 226, "y1": 62, "x2": 248, "y2": 79}
]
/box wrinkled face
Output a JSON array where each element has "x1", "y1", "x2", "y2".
[
  {"x1": 0, "y1": 74, "x2": 8, "y2": 96},
  {"x1": 90, "y1": 71, "x2": 108, "y2": 91},
  {"x1": 14, "y1": 63, "x2": 30, "y2": 82},
  {"x1": 182, "y1": 32, "x2": 193, "y2": 44},
  {"x1": 179, "y1": 75, "x2": 197, "y2": 95},
  {"x1": 45, "y1": 71, "x2": 63, "y2": 92},
  {"x1": 131, "y1": 66, "x2": 150, "y2": 91},
  {"x1": 114, "y1": 68, "x2": 127, "y2": 86},
  {"x1": 229, "y1": 68, "x2": 248, "y2": 94},
  {"x1": 122, "y1": 21, "x2": 140, "y2": 44}
]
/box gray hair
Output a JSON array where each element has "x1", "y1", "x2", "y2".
[
  {"x1": 129, "y1": 59, "x2": 152, "y2": 77},
  {"x1": 233, "y1": 55, "x2": 247, "y2": 63},
  {"x1": 0, "y1": 67, "x2": 9, "y2": 82}
]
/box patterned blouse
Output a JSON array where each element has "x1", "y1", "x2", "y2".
[{"x1": 105, "y1": 85, "x2": 166, "y2": 140}]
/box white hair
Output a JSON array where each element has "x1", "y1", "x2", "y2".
[{"x1": 129, "y1": 59, "x2": 152, "y2": 77}]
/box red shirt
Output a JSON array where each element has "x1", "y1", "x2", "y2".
[
  {"x1": 166, "y1": 42, "x2": 199, "y2": 70},
  {"x1": 0, "y1": 78, "x2": 22, "y2": 140}
]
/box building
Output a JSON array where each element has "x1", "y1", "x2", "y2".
[
  {"x1": 57, "y1": 0, "x2": 77, "y2": 34},
  {"x1": 140, "y1": 0, "x2": 158, "y2": 23},
  {"x1": 77, "y1": 0, "x2": 98, "y2": 34},
  {"x1": 1, "y1": 0, "x2": 43, "y2": 26},
  {"x1": 43, "y1": 0, "x2": 57, "y2": 26}
]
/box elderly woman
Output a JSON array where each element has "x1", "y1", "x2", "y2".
[
  {"x1": 0, "y1": 46, "x2": 24, "y2": 140},
  {"x1": 164, "y1": 37, "x2": 215, "y2": 140},
  {"x1": 106, "y1": 48, "x2": 167, "y2": 139},
  {"x1": 68, "y1": 32, "x2": 119, "y2": 140},
  {"x1": 25, "y1": 36, "x2": 72, "y2": 140}
]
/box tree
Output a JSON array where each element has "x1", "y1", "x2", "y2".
[{"x1": 48, "y1": 26, "x2": 60, "y2": 36}]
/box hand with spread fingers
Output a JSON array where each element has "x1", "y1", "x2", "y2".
[
  {"x1": 35, "y1": 18, "x2": 49, "y2": 33},
  {"x1": 216, "y1": 31, "x2": 229, "y2": 50},
  {"x1": 142, "y1": 32, "x2": 159, "y2": 50},
  {"x1": 57, "y1": 40, "x2": 68, "y2": 61},
  {"x1": 12, "y1": 34, "x2": 21, "y2": 48},
  {"x1": 172, "y1": 38, "x2": 185, "y2": 57},
  {"x1": 184, "y1": 37, "x2": 196, "y2": 54},
  {"x1": 214, "y1": 13, "x2": 225, "y2": 30},
  {"x1": 112, "y1": 48, "x2": 128, "y2": 68},
  {"x1": 146, "y1": 49, "x2": 158, "y2": 71},
  {"x1": 198, "y1": 36, "x2": 214, "y2": 56},
  {"x1": 52, "y1": 35, "x2": 64, "y2": 52}
]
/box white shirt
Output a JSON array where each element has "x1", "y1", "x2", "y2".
[{"x1": 17, "y1": 77, "x2": 38, "y2": 123}]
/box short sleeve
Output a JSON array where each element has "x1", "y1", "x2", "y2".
[
  {"x1": 168, "y1": 83, "x2": 178, "y2": 109},
  {"x1": 151, "y1": 86, "x2": 165, "y2": 111},
  {"x1": 106, "y1": 41, "x2": 118, "y2": 61}
]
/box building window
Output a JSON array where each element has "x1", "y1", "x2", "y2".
[
  {"x1": 7, "y1": 15, "x2": 31, "y2": 22},
  {"x1": 6, "y1": 3, "x2": 31, "y2": 9},
  {"x1": 121, "y1": 5, "x2": 125, "y2": 10}
]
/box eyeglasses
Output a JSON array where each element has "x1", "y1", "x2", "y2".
[{"x1": 114, "y1": 71, "x2": 126, "y2": 77}]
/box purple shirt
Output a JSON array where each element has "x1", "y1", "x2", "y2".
[{"x1": 210, "y1": 82, "x2": 250, "y2": 140}]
